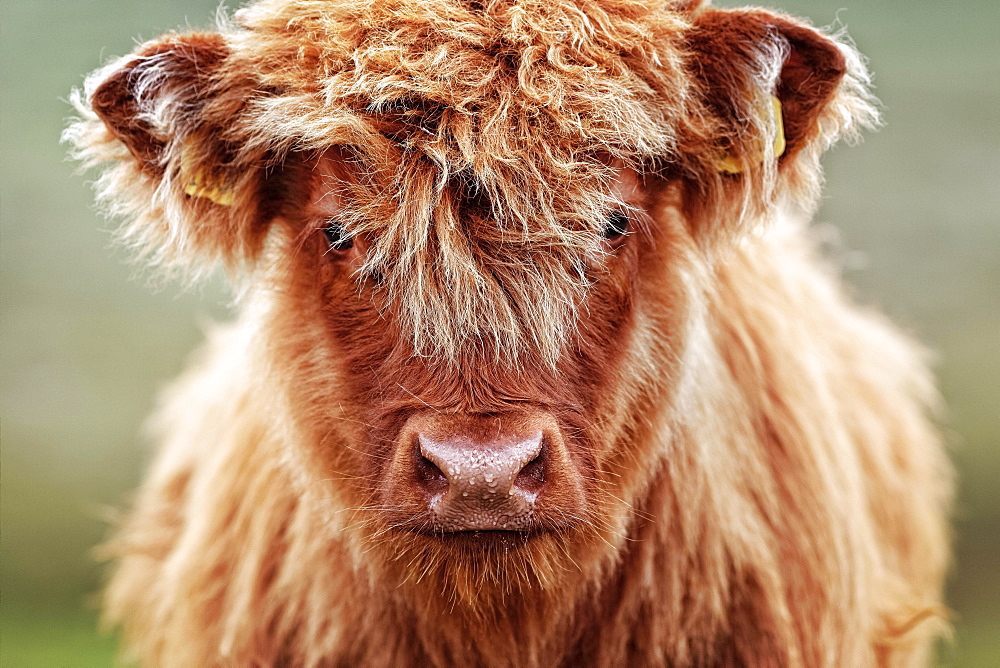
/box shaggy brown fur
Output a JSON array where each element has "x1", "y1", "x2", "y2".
[{"x1": 67, "y1": 0, "x2": 951, "y2": 665}]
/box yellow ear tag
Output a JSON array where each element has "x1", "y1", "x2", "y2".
[
  {"x1": 180, "y1": 140, "x2": 235, "y2": 206},
  {"x1": 716, "y1": 95, "x2": 786, "y2": 175},
  {"x1": 184, "y1": 181, "x2": 235, "y2": 207},
  {"x1": 770, "y1": 95, "x2": 786, "y2": 159}
]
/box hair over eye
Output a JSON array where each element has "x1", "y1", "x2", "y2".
[
  {"x1": 602, "y1": 210, "x2": 629, "y2": 240},
  {"x1": 322, "y1": 220, "x2": 353, "y2": 251}
]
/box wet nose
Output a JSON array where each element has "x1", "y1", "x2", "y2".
[{"x1": 415, "y1": 431, "x2": 545, "y2": 531}]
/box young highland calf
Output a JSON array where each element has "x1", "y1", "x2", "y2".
[{"x1": 68, "y1": 0, "x2": 952, "y2": 665}]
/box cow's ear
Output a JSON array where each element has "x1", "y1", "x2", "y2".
[
  {"x1": 67, "y1": 31, "x2": 277, "y2": 278},
  {"x1": 681, "y1": 7, "x2": 878, "y2": 217}
]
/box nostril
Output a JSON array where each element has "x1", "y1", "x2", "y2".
[
  {"x1": 414, "y1": 449, "x2": 448, "y2": 492},
  {"x1": 515, "y1": 446, "x2": 546, "y2": 493}
]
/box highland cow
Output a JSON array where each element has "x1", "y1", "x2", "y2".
[{"x1": 67, "y1": 0, "x2": 952, "y2": 665}]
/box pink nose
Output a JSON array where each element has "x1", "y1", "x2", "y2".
[{"x1": 415, "y1": 431, "x2": 545, "y2": 531}]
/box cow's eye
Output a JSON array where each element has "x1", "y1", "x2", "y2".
[
  {"x1": 322, "y1": 220, "x2": 353, "y2": 251},
  {"x1": 602, "y1": 210, "x2": 629, "y2": 240}
]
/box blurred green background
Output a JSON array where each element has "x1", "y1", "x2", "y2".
[{"x1": 1, "y1": 0, "x2": 997, "y2": 665}]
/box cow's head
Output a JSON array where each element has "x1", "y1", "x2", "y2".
[{"x1": 69, "y1": 0, "x2": 875, "y2": 607}]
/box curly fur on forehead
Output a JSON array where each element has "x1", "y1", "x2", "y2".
[
  {"x1": 228, "y1": 0, "x2": 699, "y2": 363},
  {"x1": 235, "y1": 0, "x2": 693, "y2": 158}
]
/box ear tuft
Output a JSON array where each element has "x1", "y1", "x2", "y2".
[
  {"x1": 90, "y1": 33, "x2": 231, "y2": 172},
  {"x1": 681, "y1": 7, "x2": 880, "y2": 239},
  {"x1": 773, "y1": 21, "x2": 848, "y2": 157},
  {"x1": 66, "y1": 31, "x2": 277, "y2": 280}
]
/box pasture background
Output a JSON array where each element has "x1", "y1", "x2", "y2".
[{"x1": 1, "y1": 0, "x2": 997, "y2": 664}]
